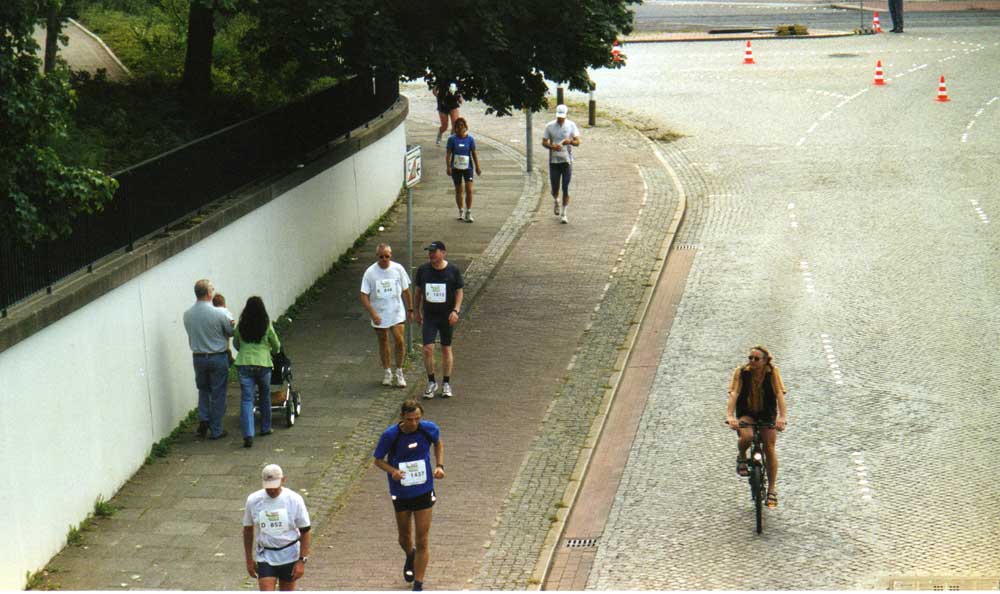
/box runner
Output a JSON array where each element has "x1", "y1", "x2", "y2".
[
  {"x1": 359, "y1": 243, "x2": 413, "y2": 387},
  {"x1": 373, "y1": 400, "x2": 445, "y2": 592},
  {"x1": 413, "y1": 241, "x2": 464, "y2": 399},
  {"x1": 243, "y1": 464, "x2": 311, "y2": 591}
]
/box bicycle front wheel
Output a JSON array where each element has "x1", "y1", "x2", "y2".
[{"x1": 751, "y1": 466, "x2": 764, "y2": 534}]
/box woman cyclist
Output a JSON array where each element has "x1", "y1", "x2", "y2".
[{"x1": 726, "y1": 345, "x2": 788, "y2": 508}]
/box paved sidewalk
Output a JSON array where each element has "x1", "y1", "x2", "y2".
[{"x1": 35, "y1": 90, "x2": 684, "y2": 590}]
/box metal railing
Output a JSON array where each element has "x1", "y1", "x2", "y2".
[{"x1": 1, "y1": 72, "x2": 399, "y2": 314}]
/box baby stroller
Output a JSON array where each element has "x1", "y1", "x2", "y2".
[{"x1": 254, "y1": 350, "x2": 302, "y2": 427}]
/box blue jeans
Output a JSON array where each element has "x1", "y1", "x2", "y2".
[
  {"x1": 238, "y1": 365, "x2": 272, "y2": 438},
  {"x1": 193, "y1": 353, "x2": 229, "y2": 438}
]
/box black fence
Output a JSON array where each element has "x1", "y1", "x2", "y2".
[{"x1": 1, "y1": 72, "x2": 399, "y2": 314}]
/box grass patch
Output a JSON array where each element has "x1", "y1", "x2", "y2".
[
  {"x1": 25, "y1": 568, "x2": 60, "y2": 591},
  {"x1": 144, "y1": 408, "x2": 198, "y2": 465},
  {"x1": 93, "y1": 497, "x2": 116, "y2": 518}
]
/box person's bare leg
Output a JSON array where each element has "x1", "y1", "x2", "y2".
[
  {"x1": 391, "y1": 325, "x2": 406, "y2": 368},
  {"x1": 375, "y1": 328, "x2": 391, "y2": 370},
  {"x1": 441, "y1": 346, "x2": 453, "y2": 377},
  {"x1": 464, "y1": 181, "x2": 474, "y2": 210},
  {"x1": 412, "y1": 507, "x2": 434, "y2": 583},
  {"x1": 763, "y1": 428, "x2": 778, "y2": 493},
  {"x1": 259, "y1": 577, "x2": 278, "y2": 591},
  {"x1": 422, "y1": 344, "x2": 436, "y2": 376}
]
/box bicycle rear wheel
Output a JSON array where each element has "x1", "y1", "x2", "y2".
[{"x1": 751, "y1": 466, "x2": 764, "y2": 534}]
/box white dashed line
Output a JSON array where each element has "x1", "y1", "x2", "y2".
[
  {"x1": 851, "y1": 451, "x2": 874, "y2": 501},
  {"x1": 788, "y1": 202, "x2": 798, "y2": 228},
  {"x1": 820, "y1": 333, "x2": 844, "y2": 385},
  {"x1": 970, "y1": 199, "x2": 991, "y2": 224},
  {"x1": 961, "y1": 96, "x2": 998, "y2": 144},
  {"x1": 800, "y1": 259, "x2": 815, "y2": 294}
]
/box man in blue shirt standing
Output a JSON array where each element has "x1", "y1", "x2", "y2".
[{"x1": 373, "y1": 400, "x2": 445, "y2": 591}]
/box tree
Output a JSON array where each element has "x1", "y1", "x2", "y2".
[
  {"x1": 243, "y1": 0, "x2": 638, "y2": 115},
  {"x1": 179, "y1": 0, "x2": 240, "y2": 104},
  {"x1": 1, "y1": 0, "x2": 117, "y2": 245}
]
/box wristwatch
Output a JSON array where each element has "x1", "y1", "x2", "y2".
[{"x1": 298, "y1": 556, "x2": 308, "y2": 564}]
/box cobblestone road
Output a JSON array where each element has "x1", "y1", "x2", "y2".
[{"x1": 581, "y1": 24, "x2": 1000, "y2": 590}]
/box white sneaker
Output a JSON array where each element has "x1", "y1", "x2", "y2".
[
  {"x1": 560, "y1": 214, "x2": 569, "y2": 224},
  {"x1": 436, "y1": 131, "x2": 443, "y2": 145},
  {"x1": 464, "y1": 210, "x2": 474, "y2": 223},
  {"x1": 553, "y1": 199, "x2": 561, "y2": 215},
  {"x1": 423, "y1": 381, "x2": 438, "y2": 399},
  {"x1": 394, "y1": 369, "x2": 407, "y2": 388},
  {"x1": 457, "y1": 209, "x2": 465, "y2": 221},
  {"x1": 382, "y1": 369, "x2": 393, "y2": 386},
  {"x1": 441, "y1": 382, "x2": 453, "y2": 398}
]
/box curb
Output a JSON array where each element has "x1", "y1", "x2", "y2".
[
  {"x1": 623, "y1": 29, "x2": 856, "y2": 43},
  {"x1": 527, "y1": 128, "x2": 688, "y2": 590}
]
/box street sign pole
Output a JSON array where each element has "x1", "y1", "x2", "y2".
[
  {"x1": 525, "y1": 109, "x2": 533, "y2": 173},
  {"x1": 404, "y1": 145, "x2": 422, "y2": 350}
]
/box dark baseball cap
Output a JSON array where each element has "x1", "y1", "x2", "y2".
[{"x1": 423, "y1": 241, "x2": 446, "y2": 251}]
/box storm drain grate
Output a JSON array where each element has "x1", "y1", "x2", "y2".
[
  {"x1": 564, "y1": 537, "x2": 598, "y2": 548},
  {"x1": 882, "y1": 577, "x2": 1000, "y2": 591},
  {"x1": 673, "y1": 243, "x2": 700, "y2": 251}
]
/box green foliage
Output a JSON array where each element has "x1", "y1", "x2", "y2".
[
  {"x1": 93, "y1": 497, "x2": 116, "y2": 518},
  {"x1": 144, "y1": 408, "x2": 198, "y2": 465},
  {"x1": 25, "y1": 568, "x2": 60, "y2": 591},
  {"x1": 243, "y1": 0, "x2": 640, "y2": 115},
  {"x1": 66, "y1": 524, "x2": 84, "y2": 546},
  {"x1": 1, "y1": 0, "x2": 118, "y2": 244}
]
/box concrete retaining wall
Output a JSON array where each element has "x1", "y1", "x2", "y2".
[{"x1": 0, "y1": 101, "x2": 406, "y2": 589}]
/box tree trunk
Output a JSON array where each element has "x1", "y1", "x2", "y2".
[
  {"x1": 180, "y1": 0, "x2": 215, "y2": 104},
  {"x1": 44, "y1": 0, "x2": 62, "y2": 74}
]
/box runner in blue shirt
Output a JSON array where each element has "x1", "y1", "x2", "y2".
[
  {"x1": 445, "y1": 117, "x2": 482, "y2": 223},
  {"x1": 373, "y1": 400, "x2": 445, "y2": 591}
]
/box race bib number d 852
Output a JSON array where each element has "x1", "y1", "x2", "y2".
[
  {"x1": 258, "y1": 508, "x2": 289, "y2": 535},
  {"x1": 399, "y1": 459, "x2": 428, "y2": 487},
  {"x1": 426, "y1": 283, "x2": 446, "y2": 303}
]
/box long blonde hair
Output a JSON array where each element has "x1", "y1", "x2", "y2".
[{"x1": 746, "y1": 345, "x2": 773, "y2": 411}]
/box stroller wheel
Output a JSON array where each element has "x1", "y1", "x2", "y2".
[
  {"x1": 293, "y1": 391, "x2": 302, "y2": 416},
  {"x1": 286, "y1": 402, "x2": 296, "y2": 427}
]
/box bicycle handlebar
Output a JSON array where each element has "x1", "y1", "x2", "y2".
[{"x1": 723, "y1": 420, "x2": 776, "y2": 428}]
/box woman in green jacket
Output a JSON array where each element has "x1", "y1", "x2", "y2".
[{"x1": 234, "y1": 296, "x2": 281, "y2": 448}]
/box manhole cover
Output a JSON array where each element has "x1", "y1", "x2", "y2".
[
  {"x1": 564, "y1": 537, "x2": 598, "y2": 548},
  {"x1": 828, "y1": 53, "x2": 861, "y2": 58},
  {"x1": 881, "y1": 576, "x2": 1000, "y2": 590}
]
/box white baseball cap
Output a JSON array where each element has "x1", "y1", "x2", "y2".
[
  {"x1": 262, "y1": 464, "x2": 283, "y2": 488},
  {"x1": 555, "y1": 104, "x2": 569, "y2": 118}
]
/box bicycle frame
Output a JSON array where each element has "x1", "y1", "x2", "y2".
[{"x1": 739, "y1": 420, "x2": 774, "y2": 534}]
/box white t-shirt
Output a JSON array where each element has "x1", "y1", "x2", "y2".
[
  {"x1": 242, "y1": 488, "x2": 311, "y2": 566},
  {"x1": 543, "y1": 119, "x2": 581, "y2": 164},
  {"x1": 360, "y1": 261, "x2": 411, "y2": 328}
]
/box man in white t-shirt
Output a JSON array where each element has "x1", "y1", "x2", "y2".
[
  {"x1": 243, "y1": 464, "x2": 311, "y2": 591},
  {"x1": 542, "y1": 104, "x2": 581, "y2": 224},
  {"x1": 360, "y1": 243, "x2": 414, "y2": 388}
]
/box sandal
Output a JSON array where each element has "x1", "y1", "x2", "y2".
[
  {"x1": 766, "y1": 492, "x2": 778, "y2": 508},
  {"x1": 736, "y1": 457, "x2": 749, "y2": 477}
]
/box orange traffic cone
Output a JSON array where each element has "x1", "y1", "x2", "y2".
[
  {"x1": 936, "y1": 75, "x2": 950, "y2": 102},
  {"x1": 611, "y1": 40, "x2": 622, "y2": 63},
  {"x1": 743, "y1": 41, "x2": 755, "y2": 65},
  {"x1": 873, "y1": 60, "x2": 886, "y2": 86},
  {"x1": 872, "y1": 11, "x2": 882, "y2": 33}
]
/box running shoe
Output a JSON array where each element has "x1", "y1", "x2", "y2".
[
  {"x1": 560, "y1": 214, "x2": 569, "y2": 224},
  {"x1": 423, "y1": 381, "x2": 438, "y2": 399},
  {"x1": 412, "y1": 581, "x2": 423, "y2": 592},
  {"x1": 457, "y1": 209, "x2": 465, "y2": 221},
  {"x1": 464, "y1": 210, "x2": 474, "y2": 223},
  {"x1": 553, "y1": 199, "x2": 560, "y2": 215},
  {"x1": 394, "y1": 369, "x2": 407, "y2": 388},
  {"x1": 436, "y1": 131, "x2": 442, "y2": 145},
  {"x1": 382, "y1": 369, "x2": 394, "y2": 386},
  {"x1": 441, "y1": 382, "x2": 453, "y2": 398},
  {"x1": 404, "y1": 548, "x2": 415, "y2": 583}
]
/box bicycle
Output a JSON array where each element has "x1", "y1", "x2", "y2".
[{"x1": 736, "y1": 419, "x2": 775, "y2": 534}]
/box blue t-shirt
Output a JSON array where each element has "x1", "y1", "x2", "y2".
[
  {"x1": 446, "y1": 134, "x2": 476, "y2": 170},
  {"x1": 373, "y1": 420, "x2": 441, "y2": 499}
]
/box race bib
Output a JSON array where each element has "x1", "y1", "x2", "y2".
[
  {"x1": 375, "y1": 278, "x2": 397, "y2": 299},
  {"x1": 399, "y1": 459, "x2": 428, "y2": 487},
  {"x1": 426, "y1": 283, "x2": 446, "y2": 303},
  {"x1": 452, "y1": 154, "x2": 470, "y2": 170},
  {"x1": 258, "y1": 508, "x2": 289, "y2": 536}
]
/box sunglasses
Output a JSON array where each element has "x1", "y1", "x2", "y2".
[
  {"x1": 748, "y1": 355, "x2": 763, "y2": 361},
  {"x1": 378, "y1": 254, "x2": 392, "y2": 260}
]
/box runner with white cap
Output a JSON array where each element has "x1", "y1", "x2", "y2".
[
  {"x1": 243, "y1": 464, "x2": 311, "y2": 591},
  {"x1": 542, "y1": 104, "x2": 581, "y2": 224}
]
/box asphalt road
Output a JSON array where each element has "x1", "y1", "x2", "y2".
[
  {"x1": 634, "y1": 0, "x2": 1000, "y2": 31},
  {"x1": 565, "y1": 17, "x2": 1000, "y2": 591}
]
